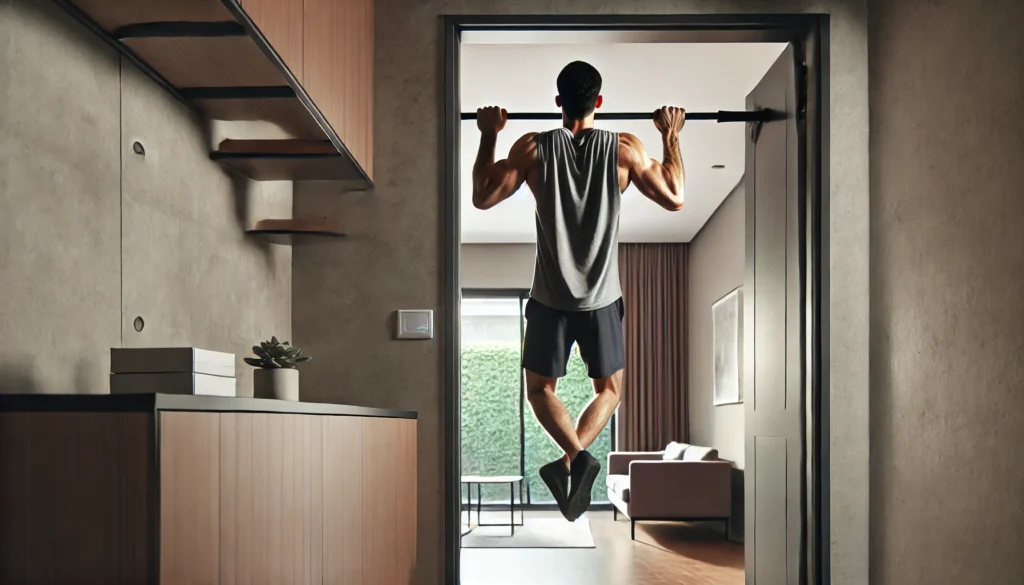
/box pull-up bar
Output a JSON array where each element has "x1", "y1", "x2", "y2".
[{"x1": 460, "y1": 110, "x2": 773, "y2": 123}]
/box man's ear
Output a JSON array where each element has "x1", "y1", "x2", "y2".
[
  {"x1": 595, "y1": 95, "x2": 604, "y2": 109},
  {"x1": 555, "y1": 95, "x2": 562, "y2": 108}
]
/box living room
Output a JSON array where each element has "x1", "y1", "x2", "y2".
[{"x1": 455, "y1": 35, "x2": 783, "y2": 584}]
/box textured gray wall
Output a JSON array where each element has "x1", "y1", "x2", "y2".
[
  {"x1": 293, "y1": 2, "x2": 869, "y2": 584},
  {"x1": 868, "y1": 0, "x2": 1024, "y2": 583},
  {"x1": 687, "y1": 181, "x2": 746, "y2": 540},
  {"x1": 0, "y1": 0, "x2": 291, "y2": 397}
]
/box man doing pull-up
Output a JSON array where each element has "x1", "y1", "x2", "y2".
[{"x1": 472, "y1": 60, "x2": 686, "y2": 521}]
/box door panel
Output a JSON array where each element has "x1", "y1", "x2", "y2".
[{"x1": 744, "y1": 43, "x2": 804, "y2": 585}]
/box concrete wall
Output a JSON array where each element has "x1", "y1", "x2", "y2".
[
  {"x1": 687, "y1": 180, "x2": 745, "y2": 541},
  {"x1": 293, "y1": 2, "x2": 869, "y2": 584},
  {"x1": 461, "y1": 244, "x2": 535, "y2": 290},
  {"x1": 0, "y1": 0, "x2": 291, "y2": 396},
  {"x1": 868, "y1": 1, "x2": 1024, "y2": 583}
]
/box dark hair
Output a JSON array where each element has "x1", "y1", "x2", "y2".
[{"x1": 556, "y1": 61, "x2": 602, "y2": 120}]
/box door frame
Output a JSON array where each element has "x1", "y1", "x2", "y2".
[{"x1": 444, "y1": 14, "x2": 830, "y2": 585}]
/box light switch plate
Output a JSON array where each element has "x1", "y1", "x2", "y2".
[{"x1": 397, "y1": 310, "x2": 433, "y2": 340}]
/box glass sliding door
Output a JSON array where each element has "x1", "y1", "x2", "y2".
[
  {"x1": 460, "y1": 289, "x2": 615, "y2": 507},
  {"x1": 460, "y1": 293, "x2": 526, "y2": 504}
]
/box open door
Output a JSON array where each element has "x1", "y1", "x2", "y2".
[{"x1": 744, "y1": 44, "x2": 805, "y2": 585}]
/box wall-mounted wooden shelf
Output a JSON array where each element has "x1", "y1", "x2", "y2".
[
  {"x1": 246, "y1": 219, "x2": 346, "y2": 245},
  {"x1": 53, "y1": 0, "x2": 372, "y2": 189},
  {"x1": 211, "y1": 139, "x2": 365, "y2": 181},
  {"x1": 183, "y1": 87, "x2": 327, "y2": 140}
]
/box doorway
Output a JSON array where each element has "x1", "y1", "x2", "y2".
[{"x1": 445, "y1": 14, "x2": 829, "y2": 585}]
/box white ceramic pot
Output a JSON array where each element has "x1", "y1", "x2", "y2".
[{"x1": 253, "y1": 368, "x2": 299, "y2": 401}]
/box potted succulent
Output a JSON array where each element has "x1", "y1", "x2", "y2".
[{"x1": 245, "y1": 337, "x2": 310, "y2": 401}]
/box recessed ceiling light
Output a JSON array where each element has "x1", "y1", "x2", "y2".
[{"x1": 711, "y1": 164, "x2": 725, "y2": 169}]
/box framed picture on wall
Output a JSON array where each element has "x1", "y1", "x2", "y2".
[{"x1": 712, "y1": 287, "x2": 743, "y2": 406}]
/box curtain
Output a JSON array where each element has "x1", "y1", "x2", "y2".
[{"x1": 617, "y1": 243, "x2": 688, "y2": 452}]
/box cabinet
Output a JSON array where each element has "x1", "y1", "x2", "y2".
[
  {"x1": 241, "y1": 0, "x2": 375, "y2": 179},
  {"x1": 54, "y1": 0, "x2": 375, "y2": 187},
  {"x1": 303, "y1": 0, "x2": 375, "y2": 179},
  {"x1": 0, "y1": 395, "x2": 417, "y2": 585},
  {"x1": 239, "y1": 0, "x2": 305, "y2": 84}
]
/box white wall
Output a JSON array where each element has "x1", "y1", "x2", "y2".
[
  {"x1": 460, "y1": 244, "x2": 535, "y2": 290},
  {"x1": 687, "y1": 180, "x2": 745, "y2": 541}
]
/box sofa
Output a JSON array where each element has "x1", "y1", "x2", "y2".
[{"x1": 606, "y1": 442, "x2": 733, "y2": 539}]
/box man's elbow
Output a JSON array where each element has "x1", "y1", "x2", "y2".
[
  {"x1": 472, "y1": 193, "x2": 493, "y2": 210},
  {"x1": 663, "y1": 187, "x2": 684, "y2": 212}
]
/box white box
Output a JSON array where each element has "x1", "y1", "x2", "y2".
[
  {"x1": 109, "y1": 372, "x2": 237, "y2": 397},
  {"x1": 111, "y1": 347, "x2": 235, "y2": 378}
]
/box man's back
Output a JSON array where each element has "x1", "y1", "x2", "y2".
[{"x1": 528, "y1": 128, "x2": 622, "y2": 312}]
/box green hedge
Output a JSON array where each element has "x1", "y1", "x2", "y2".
[{"x1": 461, "y1": 344, "x2": 611, "y2": 505}]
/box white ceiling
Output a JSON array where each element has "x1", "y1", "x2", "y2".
[{"x1": 460, "y1": 40, "x2": 787, "y2": 244}]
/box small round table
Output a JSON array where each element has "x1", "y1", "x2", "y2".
[{"x1": 460, "y1": 475, "x2": 524, "y2": 536}]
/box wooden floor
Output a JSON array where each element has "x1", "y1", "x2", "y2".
[{"x1": 461, "y1": 510, "x2": 744, "y2": 585}]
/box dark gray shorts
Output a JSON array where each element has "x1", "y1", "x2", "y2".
[{"x1": 521, "y1": 297, "x2": 625, "y2": 379}]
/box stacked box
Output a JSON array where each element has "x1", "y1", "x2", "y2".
[{"x1": 110, "y1": 347, "x2": 237, "y2": 397}]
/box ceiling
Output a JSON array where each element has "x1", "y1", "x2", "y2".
[{"x1": 459, "y1": 40, "x2": 787, "y2": 244}]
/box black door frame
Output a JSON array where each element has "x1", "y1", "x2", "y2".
[{"x1": 444, "y1": 14, "x2": 830, "y2": 585}]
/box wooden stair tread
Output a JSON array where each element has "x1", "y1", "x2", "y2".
[
  {"x1": 247, "y1": 219, "x2": 346, "y2": 245},
  {"x1": 70, "y1": 0, "x2": 233, "y2": 31},
  {"x1": 122, "y1": 36, "x2": 287, "y2": 88},
  {"x1": 215, "y1": 139, "x2": 338, "y2": 155}
]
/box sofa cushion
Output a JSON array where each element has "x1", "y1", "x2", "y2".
[
  {"x1": 662, "y1": 441, "x2": 690, "y2": 460},
  {"x1": 606, "y1": 474, "x2": 630, "y2": 502},
  {"x1": 683, "y1": 445, "x2": 719, "y2": 461}
]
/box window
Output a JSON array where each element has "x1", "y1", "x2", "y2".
[{"x1": 460, "y1": 291, "x2": 614, "y2": 506}]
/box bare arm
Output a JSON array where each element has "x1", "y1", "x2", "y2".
[
  {"x1": 619, "y1": 106, "x2": 686, "y2": 212},
  {"x1": 472, "y1": 132, "x2": 537, "y2": 210},
  {"x1": 471, "y1": 106, "x2": 538, "y2": 210}
]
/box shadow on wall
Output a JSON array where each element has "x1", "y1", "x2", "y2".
[{"x1": 0, "y1": 360, "x2": 39, "y2": 394}]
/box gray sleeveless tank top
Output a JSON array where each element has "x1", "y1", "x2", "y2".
[{"x1": 530, "y1": 127, "x2": 622, "y2": 312}]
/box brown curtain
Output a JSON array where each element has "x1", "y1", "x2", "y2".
[{"x1": 617, "y1": 243, "x2": 688, "y2": 452}]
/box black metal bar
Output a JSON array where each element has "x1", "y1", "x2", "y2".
[
  {"x1": 460, "y1": 110, "x2": 773, "y2": 123},
  {"x1": 510, "y1": 482, "x2": 515, "y2": 536},
  {"x1": 115, "y1": 22, "x2": 246, "y2": 39},
  {"x1": 181, "y1": 86, "x2": 297, "y2": 100},
  {"x1": 49, "y1": 0, "x2": 197, "y2": 114}
]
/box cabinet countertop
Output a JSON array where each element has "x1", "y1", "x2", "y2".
[{"x1": 0, "y1": 393, "x2": 416, "y2": 419}]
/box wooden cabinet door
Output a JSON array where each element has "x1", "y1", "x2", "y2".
[
  {"x1": 362, "y1": 418, "x2": 417, "y2": 585},
  {"x1": 239, "y1": 0, "x2": 305, "y2": 83},
  {"x1": 220, "y1": 413, "x2": 323, "y2": 585},
  {"x1": 322, "y1": 415, "x2": 365, "y2": 584},
  {"x1": 323, "y1": 416, "x2": 415, "y2": 585},
  {"x1": 304, "y1": 0, "x2": 374, "y2": 178},
  {"x1": 160, "y1": 412, "x2": 221, "y2": 585}
]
